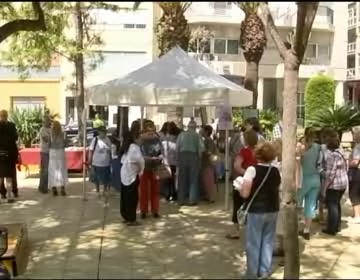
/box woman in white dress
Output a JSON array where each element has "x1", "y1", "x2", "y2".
[{"x1": 48, "y1": 121, "x2": 68, "y2": 196}]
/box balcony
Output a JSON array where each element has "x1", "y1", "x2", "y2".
[
  {"x1": 186, "y1": 2, "x2": 243, "y2": 25},
  {"x1": 348, "y1": 42, "x2": 356, "y2": 54},
  {"x1": 348, "y1": 17, "x2": 357, "y2": 28},
  {"x1": 347, "y1": 68, "x2": 356, "y2": 79}
]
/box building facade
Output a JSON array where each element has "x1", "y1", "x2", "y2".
[{"x1": 185, "y1": 2, "x2": 347, "y2": 124}]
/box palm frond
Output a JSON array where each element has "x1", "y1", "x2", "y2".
[{"x1": 133, "y1": 2, "x2": 141, "y2": 10}]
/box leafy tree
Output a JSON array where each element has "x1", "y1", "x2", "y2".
[
  {"x1": 305, "y1": 74, "x2": 335, "y2": 126},
  {"x1": 259, "y1": 109, "x2": 277, "y2": 139},
  {"x1": 1, "y1": 2, "x2": 123, "y2": 145},
  {"x1": 234, "y1": 2, "x2": 267, "y2": 108},
  {"x1": 0, "y1": 2, "x2": 46, "y2": 44},
  {"x1": 310, "y1": 105, "x2": 360, "y2": 140},
  {"x1": 259, "y1": 2, "x2": 319, "y2": 278}
]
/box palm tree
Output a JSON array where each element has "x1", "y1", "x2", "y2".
[
  {"x1": 155, "y1": 2, "x2": 191, "y2": 57},
  {"x1": 234, "y1": 2, "x2": 267, "y2": 108},
  {"x1": 310, "y1": 105, "x2": 360, "y2": 140}
]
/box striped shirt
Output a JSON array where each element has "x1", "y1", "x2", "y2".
[{"x1": 324, "y1": 149, "x2": 348, "y2": 191}]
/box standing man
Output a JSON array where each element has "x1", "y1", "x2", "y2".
[
  {"x1": 272, "y1": 108, "x2": 283, "y2": 140},
  {"x1": 0, "y1": 110, "x2": 18, "y2": 203},
  {"x1": 38, "y1": 117, "x2": 51, "y2": 194},
  {"x1": 176, "y1": 120, "x2": 203, "y2": 206}
]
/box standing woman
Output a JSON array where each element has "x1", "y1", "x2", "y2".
[
  {"x1": 226, "y1": 129, "x2": 258, "y2": 240},
  {"x1": 297, "y1": 127, "x2": 322, "y2": 240},
  {"x1": 200, "y1": 125, "x2": 218, "y2": 203},
  {"x1": 48, "y1": 121, "x2": 68, "y2": 196},
  {"x1": 240, "y1": 142, "x2": 281, "y2": 278},
  {"x1": 38, "y1": 117, "x2": 51, "y2": 194},
  {"x1": 243, "y1": 117, "x2": 266, "y2": 143},
  {"x1": 139, "y1": 121, "x2": 163, "y2": 219},
  {"x1": 120, "y1": 131, "x2": 144, "y2": 226},
  {"x1": 348, "y1": 130, "x2": 360, "y2": 223},
  {"x1": 88, "y1": 126, "x2": 112, "y2": 195},
  {"x1": 322, "y1": 132, "x2": 348, "y2": 235}
]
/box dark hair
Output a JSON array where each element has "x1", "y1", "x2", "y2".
[
  {"x1": 122, "y1": 131, "x2": 140, "y2": 154},
  {"x1": 204, "y1": 125, "x2": 213, "y2": 137},
  {"x1": 169, "y1": 121, "x2": 181, "y2": 136},
  {"x1": 244, "y1": 129, "x2": 258, "y2": 148},
  {"x1": 255, "y1": 142, "x2": 276, "y2": 163},
  {"x1": 326, "y1": 131, "x2": 340, "y2": 151},
  {"x1": 245, "y1": 117, "x2": 262, "y2": 134},
  {"x1": 160, "y1": 122, "x2": 170, "y2": 134},
  {"x1": 304, "y1": 127, "x2": 316, "y2": 144}
]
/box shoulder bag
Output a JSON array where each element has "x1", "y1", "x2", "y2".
[{"x1": 237, "y1": 166, "x2": 272, "y2": 228}]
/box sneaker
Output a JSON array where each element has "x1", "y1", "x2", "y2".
[
  {"x1": 298, "y1": 230, "x2": 310, "y2": 240},
  {"x1": 349, "y1": 217, "x2": 360, "y2": 224}
]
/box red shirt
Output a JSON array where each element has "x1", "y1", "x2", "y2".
[{"x1": 239, "y1": 147, "x2": 257, "y2": 169}]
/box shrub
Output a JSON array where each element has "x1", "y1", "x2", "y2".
[
  {"x1": 305, "y1": 74, "x2": 335, "y2": 126},
  {"x1": 259, "y1": 109, "x2": 277, "y2": 140},
  {"x1": 9, "y1": 107, "x2": 58, "y2": 148}
]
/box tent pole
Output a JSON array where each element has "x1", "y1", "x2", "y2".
[
  {"x1": 140, "y1": 106, "x2": 144, "y2": 130},
  {"x1": 82, "y1": 107, "x2": 87, "y2": 202},
  {"x1": 224, "y1": 128, "x2": 230, "y2": 210}
]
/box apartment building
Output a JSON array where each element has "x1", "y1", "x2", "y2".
[
  {"x1": 185, "y1": 2, "x2": 348, "y2": 124},
  {"x1": 346, "y1": 2, "x2": 360, "y2": 106},
  {"x1": 59, "y1": 2, "x2": 159, "y2": 126}
]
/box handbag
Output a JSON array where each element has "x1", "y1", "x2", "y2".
[
  {"x1": 237, "y1": 166, "x2": 272, "y2": 228},
  {"x1": 154, "y1": 163, "x2": 172, "y2": 181}
]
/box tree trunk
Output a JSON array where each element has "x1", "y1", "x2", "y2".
[
  {"x1": 200, "y1": 107, "x2": 207, "y2": 126},
  {"x1": 282, "y1": 55, "x2": 300, "y2": 280},
  {"x1": 243, "y1": 61, "x2": 259, "y2": 109},
  {"x1": 75, "y1": 2, "x2": 85, "y2": 147}
]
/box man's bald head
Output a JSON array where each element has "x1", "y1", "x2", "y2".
[{"x1": 0, "y1": 110, "x2": 8, "y2": 122}]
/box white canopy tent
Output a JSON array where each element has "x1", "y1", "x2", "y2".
[
  {"x1": 86, "y1": 46, "x2": 253, "y2": 209},
  {"x1": 87, "y1": 46, "x2": 252, "y2": 107}
]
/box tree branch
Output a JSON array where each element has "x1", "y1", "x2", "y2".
[
  {"x1": 293, "y1": 2, "x2": 319, "y2": 63},
  {"x1": 258, "y1": 2, "x2": 287, "y2": 60},
  {"x1": 0, "y1": 2, "x2": 46, "y2": 44}
]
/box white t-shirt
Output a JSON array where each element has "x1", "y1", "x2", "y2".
[
  {"x1": 121, "y1": 144, "x2": 145, "y2": 186},
  {"x1": 39, "y1": 127, "x2": 51, "y2": 153},
  {"x1": 89, "y1": 136, "x2": 112, "y2": 167}
]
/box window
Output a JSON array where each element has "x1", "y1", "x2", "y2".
[
  {"x1": 135, "y1": 24, "x2": 146, "y2": 29},
  {"x1": 12, "y1": 97, "x2": 45, "y2": 110},
  {"x1": 318, "y1": 44, "x2": 331, "y2": 62},
  {"x1": 227, "y1": 40, "x2": 239, "y2": 55},
  {"x1": 305, "y1": 44, "x2": 317, "y2": 58},
  {"x1": 296, "y1": 91, "x2": 305, "y2": 126},
  {"x1": 214, "y1": 39, "x2": 226, "y2": 54},
  {"x1": 123, "y1": 24, "x2": 135, "y2": 29},
  {"x1": 213, "y1": 39, "x2": 240, "y2": 55}
]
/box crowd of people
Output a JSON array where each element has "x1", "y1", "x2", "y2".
[{"x1": 2, "y1": 107, "x2": 360, "y2": 278}]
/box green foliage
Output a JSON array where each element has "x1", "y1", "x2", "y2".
[
  {"x1": 310, "y1": 105, "x2": 360, "y2": 139},
  {"x1": 305, "y1": 74, "x2": 335, "y2": 126},
  {"x1": 259, "y1": 109, "x2": 277, "y2": 139},
  {"x1": 156, "y1": 2, "x2": 192, "y2": 56},
  {"x1": 9, "y1": 107, "x2": 58, "y2": 148},
  {"x1": 189, "y1": 26, "x2": 214, "y2": 55},
  {"x1": 1, "y1": 2, "x2": 120, "y2": 78},
  {"x1": 232, "y1": 108, "x2": 244, "y2": 128}
]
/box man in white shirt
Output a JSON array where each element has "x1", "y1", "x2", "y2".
[{"x1": 38, "y1": 117, "x2": 51, "y2": 194}]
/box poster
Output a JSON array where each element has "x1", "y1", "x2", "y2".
[{"x1": 216, "y1": 106, "x2": 233, "y2": 130}]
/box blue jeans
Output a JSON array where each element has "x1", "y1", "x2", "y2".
[
  {"x1": 177, "y1": 152, "x2": 200, "y2": 204},
  {"x1": 38, "y1": 152, "x2": 49, "y2": 193},
  {"x1": 246, "y1": 212, "x2": 278, "y2": 278}
]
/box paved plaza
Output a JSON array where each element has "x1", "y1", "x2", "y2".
[{"x1": 1, "y1": 173, "x2": 360, "y2": 279}]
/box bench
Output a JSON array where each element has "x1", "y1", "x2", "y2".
[{"x1": 0, "y1": 223, "x2": 29, "y2": 277}]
